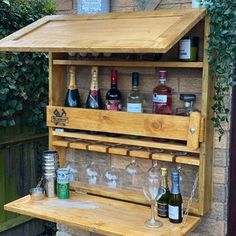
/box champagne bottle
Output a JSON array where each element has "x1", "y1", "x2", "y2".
[
  {"x1": 86, "y1": 66, "x2": 103, "y2": 109},
  {"x1": 64, "y1": 66, "x2": 81, "y2": 108},
  {"x1": 168, "y1": 170, "x2": 183, "y2": 223},
  {"x1": 157, "y1": 167, "x2": 170, "y2": 218},
  {"x1": 127, "y1": 72, "x2": 143, "y2": 113}
]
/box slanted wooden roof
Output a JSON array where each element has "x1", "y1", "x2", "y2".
[{"x1": 0, "y1": 9, "x2": 206, "y2": 53}]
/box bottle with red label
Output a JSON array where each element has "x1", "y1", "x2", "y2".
[
  {"x1": 105, "y1": 69, "x2": 122, "y2": 111},
  {"x1": 152, "y1": 70, "x2": 172, "y2": 114}
]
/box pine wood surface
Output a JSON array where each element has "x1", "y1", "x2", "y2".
[
  {"x1": 0, "y1": 9, "x2": 205, "y2": 53},
  {"x1": 4, "y1": 192, "x2": 200, "y2": 236},
  {"x1": 47, "y1": 106, "x2": 202, "y2": 146},
  {"x1": 52, "y1": 131, "x2": 201, "y2": 153},
  {"x1": 53, "y1": 60, "x2": 204, "y2": 68}
]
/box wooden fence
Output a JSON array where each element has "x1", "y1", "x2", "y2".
[{"x1": 0, "y1": 121, "x2": 47, "y2": 232}]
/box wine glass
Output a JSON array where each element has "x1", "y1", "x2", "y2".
[
  {"x1": 142, "y1": 174, "x2": 166, "y2": 228},
  {"x1": 147, "y1": 160, "x2": 159, "y2": 179},
  {"x1": 85, "y1": 161, "x2": 100, "y2": 185},
  {"x1": 104, "y1": 166, "x2": 120, "y2": 188}
]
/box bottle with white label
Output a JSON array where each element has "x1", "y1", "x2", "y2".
[
  {"x1": 179, "y1": 37, "x2": 199, "y2": 61},
  {"x1": 153, "y1": 70, "x2": 172, "y2": 114},
  {"x1": 168, "y1": 170, "x2": 183, "y2": 223},
  {"x1": 127, "y1": 72, "x2": 143, "y2": 113}
]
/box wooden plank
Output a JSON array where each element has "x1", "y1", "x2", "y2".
[
  {"x1": 52, "y1": 140, "x2": 69, "y2": 147},
  {"x1": 87, "y1": 144, "x2": 109, "y2": 153},
  {"x1": 187, "y1": 112, "x2": 201, "y2": 150},
  {"x1": 151, "y1": 153, "x2": 174, "y2": 162},
  {"x1": 175, "y1": 156, "x2": 200, "y2": 166},
  {"x1": 52, "y1": 131, "x2": 201, "y2": 154},
  {"x1": 129, "y1": 150, "x2": 151, "y2": 159},
  {"x1": 69, "y1": 142, "x2": 89, "y2": 150},
  {"x1": 4, "y1": 192, "x2": 201, "y2": 236},
  {"x1": 108, "y1": 147, "x2": 128, "y2": 156},
  {"x1": 47, "y1": 106, "x2": 190, "y2": 141},
  {"x1": 0, "y1": 9, "x2": 206, "y2": 53},
  {"x1": 198, "y1": 16, "x2": 214, "y2": 215},
  {"x1": 53, "y1": 60, "x2": 204, "y2": 68}
]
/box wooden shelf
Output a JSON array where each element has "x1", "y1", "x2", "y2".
[
  {"x1": 4, "y1": 192, "x2": 200, "y2": 236},
  {"x1": 47, "y1": 106, "x2": 203, "y2": 151},
  {"x1": 52, "y1": 138, "x2": 200, "y2": 166},
  {"x1": 53, "y1": 59, "x2": 203, "y2": 68},
  {"x1": 71, "y1": 182, "x2": 200, "y2": 215}
]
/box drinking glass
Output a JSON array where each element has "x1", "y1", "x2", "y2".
[
  {"x1": 142, "y1": 175, "x2": 166, "y2": 228},
  {"x1": 85, "y1": 161, "x2": 100, "y2": 185},
  {"x1": 104, "y1": 167, "x2": 120, "y2": 188}
]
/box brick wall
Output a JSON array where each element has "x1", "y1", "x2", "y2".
[{"x1": 55, "y1": 1, "x2": 229, "y2": 236}]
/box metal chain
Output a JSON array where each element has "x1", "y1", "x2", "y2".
[{"x1": 181, "y1": 170, "x2": 199, "y2": 227}]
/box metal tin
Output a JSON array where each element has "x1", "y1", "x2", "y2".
[
  {"x1": 57, "y1": 168, "x2": 70, "y2": 199},
  {"x1": 44, "y1": 176, "x2": 57, "y2": 198}
]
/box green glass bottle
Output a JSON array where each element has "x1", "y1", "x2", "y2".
[
  {"x1": 157, "y1": 167, "x2": 170, "y2": 218},
  {"x1": 64, "y1": 66, "x2": 82, "y2": 108},
  {"x1": 168, "y1": 170, "x2": 183, "y2": 223}
]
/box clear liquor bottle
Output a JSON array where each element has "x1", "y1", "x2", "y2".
[{"x1": 127, "y1": 72, "x2": 143, "y2": 113}]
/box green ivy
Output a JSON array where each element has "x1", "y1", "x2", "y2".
[
  {"x1": 204, "y1": 0, "x2": 236, "y2": 140},
  {"x1": 0, "y1": 0, "x2": 56, "y2": 128}
]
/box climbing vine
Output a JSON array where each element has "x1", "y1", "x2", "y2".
[{"x1": 204, "y1": 0, "x2": 235, "y2": 140}]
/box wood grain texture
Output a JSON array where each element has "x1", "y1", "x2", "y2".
[
  {"x1": 0, "y1": 9, "x2": 205, "y2": 53},
  {"x1": 187, "y1": 112, "x2": 201, "y2": 150},
  {"x1": 53, "y1": 60, "x2": 204, "y2": 68},
  {"x1": 52, "y1": 131, "x2": 201, "y2": 153},
  {"x1": 4, "y1": 192, "x2": 201, "y2": 236},
  {"x1": 47, "y1": 106, "x2": 190, "y2": 141}
]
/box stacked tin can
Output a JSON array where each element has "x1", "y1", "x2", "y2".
[{"x1": 42, "y1": 150, "x2": 59, "y2": 198}]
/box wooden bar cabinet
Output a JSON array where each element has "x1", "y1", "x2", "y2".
[{"x1": 0, "y1": 9, "x2": 214, "y2": 235}]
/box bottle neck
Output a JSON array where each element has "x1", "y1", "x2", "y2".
[
  {"x1": 184, "y1": 101, "x2": 194, "y2": 115},
  {"x1": 171, "y1": 177, "x2": 181, "y2": 194},
  {"x1": 68, "y1": 67, "x2": 77, "y2": 90},
  {"x1": 159, "y1": 78, "x2": 166, "y2": 85},
  {"x1": 160, "y1": 175, "x2": 168, "y2": 189},
  {"x1": 111, "y1": 76, "x2": 118, "y2": 89},
  {"x1": 90, "y1": 67, "x2": 99, "y2": 91}
]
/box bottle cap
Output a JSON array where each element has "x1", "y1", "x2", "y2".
[
  {"x1": 180, "y1": 94, "x2": 196, "y2": 102},
  {"x1": 132, "y1": 72, "x2": 139, "y2": 86},
  {"x1": 111, "y1": 69, "x2": 118, "y2": 84},
  {"x1": 160, "y1": 167, "x2": 168, "y2": 176},
  {"x1": 159, "y1": 70, "x2": 167, "y2": 79}
]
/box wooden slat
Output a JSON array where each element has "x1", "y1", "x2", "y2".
[
  {"x1": 4, "y1": 192, "x2": 201, "y2": 236},
  {"x1": 108, "y1": 147, "x2": 128, "y2": 156},
  {"x1": 87, "y1": 144, "x2": 109, "y2": 153},
  {"x1": 0, "y1": 9, "x2": 205, "y2": 53},
  {"x1": 187, "y1": 112, "x2": 201, "y2": 150},
  {"x1": 53, "y1": 60, "x2": 204, "y2": 68},
  {"x1": 175, "y1": 156, "x2": 200, "y2": 166},
  {"x1": 52, "y1": 131, "x2": 200, "y2": 153},
  {"x1": 47, "y1": 106, "x2": 190, "y2": 141},
  {"x1": 151, "y1": 153, "x2": 174, "y2": 162},
  {"x1": 52, "y1": 140, "x2": 69, "y2": 147},
  {"x1": 69, "y1": 142, "x2": 89, "y2": 150},
  {"x1": 129, "y1": 150, "x2": 151, "y2": 159}
]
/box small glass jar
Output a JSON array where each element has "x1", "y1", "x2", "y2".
[{"x1": 179, "y1": 36, "x2": 199, "y2": 61}]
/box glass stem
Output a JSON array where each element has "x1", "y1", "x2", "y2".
[{"x1": 150, "y1": 201, "x2": 156, "y2": 223}]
